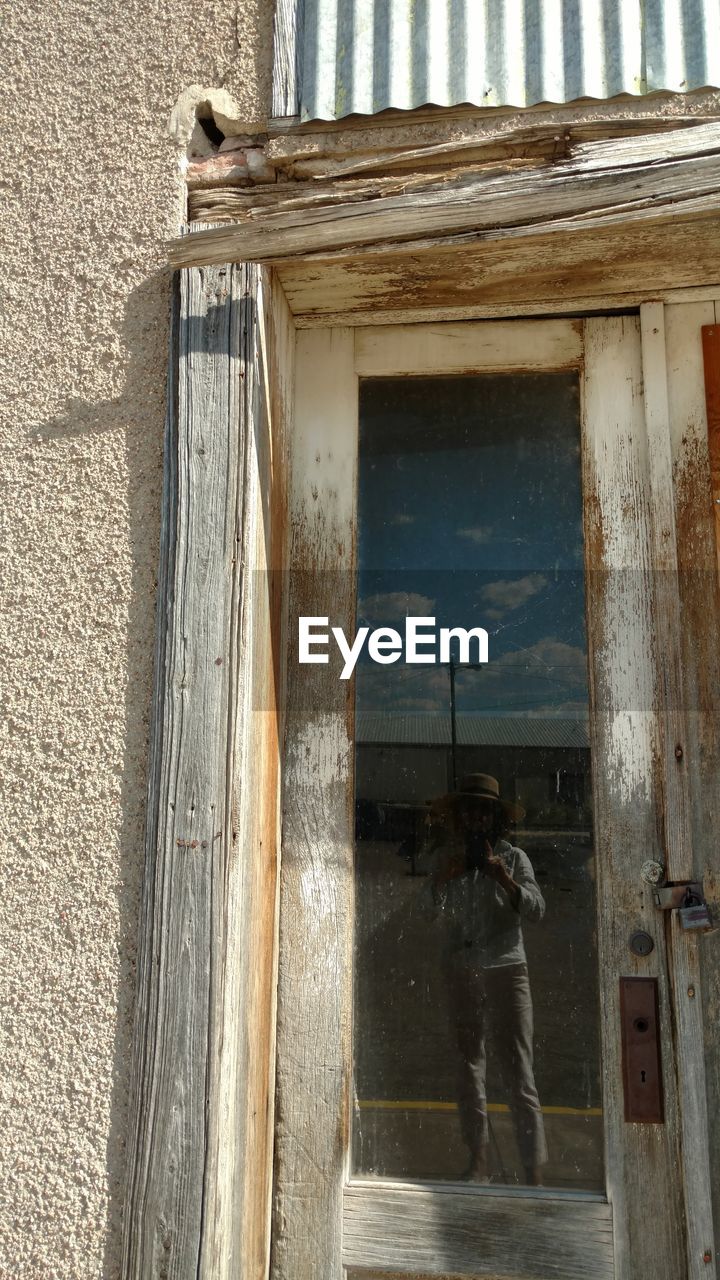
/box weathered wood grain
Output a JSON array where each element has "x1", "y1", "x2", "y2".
[
  {"x1": 640, "y1": 303, "x2": 692, "y2": 882},
  {"x1": 286, "y1": 121, "x2": 720, "y2": 183},
  {"x1": 291, "y1": 285, "x2": 720, "y2": 331},
  {"x1": 267, "y1": 195, "x2": 720, "y2": 272},
  {"x1": 354, "y1": 319, "x2": 582, "y2": 375},
  {"x1": 201, "y1": 265, "x2": 286, "y2": 1280},
  {"x1": 271, "y1": 0, "x2": 301, "y2": 119},
  {"x1": 582, "y1": 317, "x2": 686, "y2": 1280},
  {"x1": 269, "y1": 117, "x2": 720, "y2": 180},
  {"x1": 271, "y1": 329, "x2": 357, "y2": 1280},
  {"x1": 701, "y1": 322, "x2": 720, "y2": 573},
  {"x1": 667, "y1": 916, "x2": 717, "y2": 1280},
  {"x1": 343, "y1": 1182, "x2": 613, "y2": 1280},
  {"x1": 277, "y1": 216, "x2": 720, "y2": 326},
  {"x1": 666, "y1": 302, "x2": 720, "y2": 1277},
  {"x1": 186, "y1": 164, "x2": 540, "y2": 226},
  {"x1": 168, "y1": 123, "x2": 720, "y2": 268},
  {"x1": 640, "y1": 303, "x2": 717, "y2": 1280},
  {"x1": 122, "y1": 260, "x2": 281, "y2": 1280}
]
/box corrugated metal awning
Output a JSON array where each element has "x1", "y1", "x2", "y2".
[
  {"x1": 295, "y1": 0, "x2": 720, "y2": 121},
  {"x1": 356, "y1": 714, "x2": 590, "y2": 747}
]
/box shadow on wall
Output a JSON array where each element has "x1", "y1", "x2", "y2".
[{"x1": 33, "y1": 269, "x2": 172, "y2": 1277}]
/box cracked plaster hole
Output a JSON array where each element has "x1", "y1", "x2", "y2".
[{"x1": 198, "y1": 114, "x2": 225, "y2": 148}]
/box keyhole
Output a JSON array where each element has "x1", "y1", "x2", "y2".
[
  {"x1": 634, "y1": 1017, "x2": 649, "y2": 1033},
  {"x1": 641, "y1": 1070, "x2": 647, "y2": 1084}
]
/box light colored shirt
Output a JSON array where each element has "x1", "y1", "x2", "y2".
[{"x1": 434, "y1": 838, "x2": 545, "y2": 968}]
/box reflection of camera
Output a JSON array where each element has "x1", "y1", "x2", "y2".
[{"x1": 465, "y1": 832, "x2": 489, "y2": 874}]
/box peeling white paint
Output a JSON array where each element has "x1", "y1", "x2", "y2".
[
  {"x1": 287, "y1": 711, "x2": 352, "y2": 788},
  {"x1": 607, "y1": 709, "x2": 655, "y2": 805}
]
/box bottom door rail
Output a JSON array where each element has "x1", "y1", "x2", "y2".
[{"x1": 343, "y1": 1180, "x2": 614, "y2": 1280}]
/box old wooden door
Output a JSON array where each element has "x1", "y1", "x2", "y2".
[{"x1": 272, "y1": 311, "x2": 718, "y2": 1280}]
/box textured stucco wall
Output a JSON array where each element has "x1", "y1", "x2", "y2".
[{"x1": 0, "y1": 4, "x2": 272, "y2": 1276}]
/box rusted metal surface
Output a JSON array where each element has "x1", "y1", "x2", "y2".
[
  {"x1": 702, "y1": 322, "x2": 720, "y2": 572},
  {"x1": 619, "y1": 977, "x2": 664, "y2": 1123},
  {"x1": 282, "y1": 0, "x2": 720, "y2": 122}
]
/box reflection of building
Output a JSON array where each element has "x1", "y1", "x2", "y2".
[{"x1": 356, "y1": 714, "x2": 591, "y2": 831}]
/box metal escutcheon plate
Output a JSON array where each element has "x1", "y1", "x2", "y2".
[{"x1": 629, "y1": 930, "x2": 654, "y2": 957}]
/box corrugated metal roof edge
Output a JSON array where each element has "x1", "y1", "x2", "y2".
[
  {"x1": 292, "y1": 0, "x2": 720, "y2": 124},
  {"x1": 298, "y1": 86, "x2": 720, "y2": 127}
]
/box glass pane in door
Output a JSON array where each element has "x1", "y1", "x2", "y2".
[{"x1": 352, "y1": 373, "x2": 602, "y2": 1190}]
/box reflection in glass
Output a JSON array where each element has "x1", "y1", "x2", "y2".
[{"x1": 352, "y1": 375, "x2": 602, "y2": 1190}]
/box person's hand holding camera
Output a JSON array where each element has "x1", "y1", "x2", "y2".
[{"x1": 484, "y1": 842, "x2": 521, "y2": 908}]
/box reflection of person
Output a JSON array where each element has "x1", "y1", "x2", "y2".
[{"x1": 431, "y1": 773, "x2": 547, "y2": 1186}]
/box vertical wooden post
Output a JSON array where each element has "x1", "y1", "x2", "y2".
[
  {"x1": 122, "y1": 261, "x2": 282, "y2": 1280},
  {"x1": 667, "y1": 303, "x2": 720, "y2": 1278},
  {"x1": 641, "y1": 303, "x2": 716, "y2": 1280},
  {"x1": 271, "y1": 329, "x2": 357, "y2": 1280},
  {"x1": 701, "y1": 323, "x2": 720, "y2": 575},
  {"x1": 583, "y1": 316, "x2": 686, "y2": 1280}
]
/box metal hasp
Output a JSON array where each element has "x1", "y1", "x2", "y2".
[
  {"x1": 619, "y1": 977, "x2": 664, "y2": 1123},
  {"x1": 653, "y1": 881, "x2": 704, "y2": 909},
  {"x1": 652, "y1": 881, "x2": 715, "y2": 931}
]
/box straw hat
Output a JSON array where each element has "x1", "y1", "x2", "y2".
[{"x1": 433, "y1": 773, "x2": 525, "y2": 823}]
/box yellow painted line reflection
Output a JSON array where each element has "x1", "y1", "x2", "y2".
[{"x1": 358, "y1": 1100, "x2": 603, "y2": 1116}]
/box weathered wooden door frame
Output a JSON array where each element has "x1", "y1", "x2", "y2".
[
  {"x1": 122, "y1": 256, "x2": 720, "y2": 1280},
  {"x1": 271, "y1": 310, "x2": 718, "y2": 1280},
  {"x1": 121, "y1": 264, "x2": 293, "y2": 1280}
]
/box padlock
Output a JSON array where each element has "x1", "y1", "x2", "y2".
[{"x1": 678, "y1": 888, "x2": 714, "y2": 931}]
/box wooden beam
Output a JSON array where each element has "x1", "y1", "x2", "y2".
[
  {"x1": 329, "y1": 111, "x2": 720, "y2": 182},
  {"x1": 186, "y1": 161, "x2": 543, "y2": 224},
  {"x1": 122, "y1": 261, "x2": 282, "y2": 1280},
  {"x1": 277, "y1": 215, "x2": 720, "y2": 325},
  {"x1": 290, "y1": 284, "x2": 720, "y2": 329},
  {"x1": 168, "y1": 122, "x2": 720, "y2": 268},
  {"x1": 266, "y1": 116, "x2": 719, "y2": 180}
]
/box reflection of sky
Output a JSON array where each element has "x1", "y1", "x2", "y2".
[{"x1": 356, "y1": 374, "x2": 588, "y2": 719}]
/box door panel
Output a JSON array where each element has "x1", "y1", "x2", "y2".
[{"x1": 272, "y1": 316, "x2": 714, "y2": 1280}]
